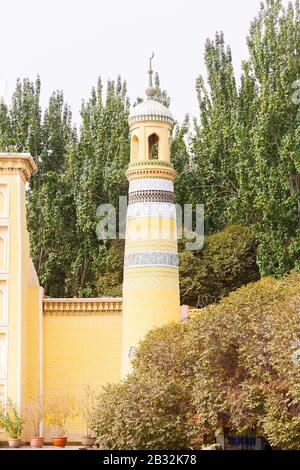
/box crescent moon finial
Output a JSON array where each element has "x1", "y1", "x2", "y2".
[
  {"x1": 149, "y1": 52, "x2": 154, "y2": 70},
  {"x1": 146, "y1": 52, "x2": 156, "y2": 99}
]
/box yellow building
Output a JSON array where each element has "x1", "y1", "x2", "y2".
[{"x1": 0, "y1": 63, "x2": 181, "y2": 443}]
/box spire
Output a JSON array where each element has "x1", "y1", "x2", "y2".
[{"x1": 145, "y1": 52, "x2": 156, "y2": 99}]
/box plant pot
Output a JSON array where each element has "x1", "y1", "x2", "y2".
[
  {"x1": 53, "y1": 437, "x2": 67, "y2": 447},
  {"x1": 81, "y1": 436, "x2": 96, "y2": 447},
  {"x1": 8, "y1": 438, "x2": 21, "y2": 448},
  {"x1": 30, "y1": 437, "x2": 44, "y2": 448}
]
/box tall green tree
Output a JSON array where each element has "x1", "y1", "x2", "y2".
[
  {"x1": 244, "y1": 0, "x2": 300, "y2": 276},
  {"x1": 67, "y1": 77, "x2": 130, "y2": 296},
  {"x1": 27, "y1": 91, "x2": 77, "y2": 296},
  {"x1": 191, "y1": 32, "x2": 238, "y2": 232},
  {"x1": 191, "y1": 0, "x2": 300, "y2": 277},
  {"x1": 9, "y1": 77, "x2": 42, "y2": 159}
]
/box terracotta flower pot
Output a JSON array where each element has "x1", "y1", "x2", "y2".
[
  {"x1": 8, "y1": 438, "x2": 21, "y2": 448},
  {"x1": 30, "y1": 437, "x2": 44, "y2": 448},
  {"x1": 53, "y1": 437, "x2": 67, "y2": 447},
  {"x1": 81, "y1": 436, "x2": 96, "y2": 447}
]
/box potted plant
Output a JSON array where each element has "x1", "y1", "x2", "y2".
[
  {"x1": 44, "y1": 396, "x2": 77, "y2": 447},
  {"x1": 25, "y1": 400, "x2": 44, "y2": 448},
  {"x1": 0, "y1": 398, "x2": 24, "y2": 448},
  {"x1": 79, "y1": 386, "x2": 97, "y2": 447}
]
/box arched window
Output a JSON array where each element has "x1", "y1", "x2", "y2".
[
  {"x1": 148, "y1": 133, "x2": 159, "y2": 160},
  {"x1": 131, "y1": 135, "x2": 139, "y2": 161}
]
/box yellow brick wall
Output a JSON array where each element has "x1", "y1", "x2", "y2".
[
  {"x1": 21, "y1": 284, "x2": 42, "y2": 441},
  {"x1": 42, "y1": 312, "x2": 122, "y2": 441}
]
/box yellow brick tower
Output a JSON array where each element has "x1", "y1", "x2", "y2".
[{"x1": 121, "y1": 57, "x2": 180, "y2": 377}]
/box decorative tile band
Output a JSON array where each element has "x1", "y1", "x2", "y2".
[
  {"x1": 125, "y1": 239, "x2": 178, "y2": 252},
  {"x1": 125, "y1": 166, "x2": 177, "y2": 182},
  {"x1": 128, "y1": 160, "x2": 174, "y2": 169},
  {"x1": 127, "y1": 202, "x2": 177, "y2": 219},
  {"x1": 129, "y1": 178, "x2": 174, "y2": 193},
  {"x1": 123, "y1": 276, "x2": 179, "y2": 291},
  {"x1": 124, "y1": 251, "x2": 179, "y2": 268},
  {"x1": 128, "y1": 190, "x2": 174, "y2": 204},
  {"x1": 123, "y1": 265, "x2": 180, "y2": 290}
]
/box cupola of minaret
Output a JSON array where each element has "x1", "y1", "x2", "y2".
[{"x1": 121, "y1": 55, "x2": 180, "y2": 377}]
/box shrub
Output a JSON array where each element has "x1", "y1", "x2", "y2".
[
  {"x1": 92, "y1": 273, "x2": 300, "y2": 450},
  {"x1": 91, "y1": 324, "x2": 198, "y2": 450},
  {"x1": 0, "y1": 399, "x2": 24, "y2": 439},
  {"x1": 188, "y1": 274, "x2": 300, "y2": 449},
  {"x1": 179, "y1": 224, "x2": 259, "y2": 307}
]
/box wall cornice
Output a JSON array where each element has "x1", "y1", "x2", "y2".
[
  {"x1": 43, "y1": 297, "x2": 123, "y2": 316},
  {"x1": 0, "y1": 153, "x2": 37, "y2": 182}
]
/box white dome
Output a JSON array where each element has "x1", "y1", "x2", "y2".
[{"x1": 128, "y1": 99, "x2": 174, "y2": 126}]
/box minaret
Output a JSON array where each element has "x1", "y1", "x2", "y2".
[{"x1": 121, "y1": 56, "x2": 180, "y2": 377}]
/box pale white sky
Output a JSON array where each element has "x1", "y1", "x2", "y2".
[{"x1": 0, "y1": 0, "x2": 290, "y2": 125}]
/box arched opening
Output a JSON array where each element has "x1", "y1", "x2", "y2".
[
  {"x1": 0, "y1": 290, "x2": 4, "y2": 325},
  {"x1": 148, "y1": 133, "x2": 159, "y2": 160},
  {"x1": 131, "y1": 135, "x2": 139, "y2": 161},
  {"x1": 0, "y1": 333, "x2": 5, "y2": 377},
  {"x1": 0, "y1": 191, "x2": 5, "y2": 217},
  {"x1": 0, "y1": 237, "x2": 5, "y2": 271}
]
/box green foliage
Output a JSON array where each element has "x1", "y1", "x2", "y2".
[
  {"x1": 0, "y1": 73, "x2": 190, "y2": 297},
  {"x1": 179, "y1": 225, "x2": 259, "y2": 307},
  {"x1": 190, "y1": 0, "x2": 300, "y2": 277},
  {"x1": 188, "y1": 273, "x2": 300, "y2": 449},
  {"x1": 0, "y1": 399, "x2": 24, "y2": 439},
  {"x1": 1, "y1": 0, "x2": 300, "y2": 292},
  {"x1": 92, "y1": 273, "x2": 300, "y2": 450},
  {"x1": 95, "y1": 240, "x2": 124, "y2": 297},
  {"x1": 91, "y1": 324, "x2": 198, "y2": 450}
]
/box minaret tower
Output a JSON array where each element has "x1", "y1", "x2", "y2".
[{"x1": 121, "y1": 56, "x2": 180, "y2": 377}]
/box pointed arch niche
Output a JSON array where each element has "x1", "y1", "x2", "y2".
[
  {"x1": 0, "y1": 332, "x2": 7, "y2": 378},
  {"x1": 0, "y1": 280, "x2": 8, "y2": 326},
  {"x1": 148, "y1": 133, "x2": 159, "y2": 160},
  {"x1": 131, "y1": 135, "x2": 139, "y2": 162},
  {"x1": 0, "y1": 226, "x2": 8, "y2": 273},
  {"x1": 0, "y1": 184, "x2": 9, "y2": 218}
]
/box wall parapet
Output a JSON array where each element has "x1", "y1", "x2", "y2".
[
  {"x1": 0, "y1": 153, "x2": 37, "y2": 181},
  {"x1": 43, "y1": 297, "x2": 123, "y2": 316}
]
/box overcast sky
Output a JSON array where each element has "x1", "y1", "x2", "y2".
[{"x1": 0, "y1": 0, "x2": 290, "y2": 125}]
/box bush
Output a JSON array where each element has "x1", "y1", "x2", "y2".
[
  {"x1": 92, "y1": 273, "x2": 300, "y2": 450},
  {"x1": 179, "y1": 224, "x2": 259, "y2": 307},
  {"x1": 91, "y1": 324, "x2": 198, "y2": 450},
  {"x1": 188, "y1": 273, "x2": 300, "y2": 449}
]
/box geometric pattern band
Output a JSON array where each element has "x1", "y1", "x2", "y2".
[
  {"x1": 127, "y1": 202, "x2": 177, "y2": 219},
  {"x1": 123, "y1": 265, "x2": 179, "y2": 290},
  {"x1": 125, "y1": 239, "x2": 178, "y2": 252},
  {"x1": 129, "y1": 178, "x2": 174, "y2": 193},
  {"x1": 128, "y1": 190, "x2": 174, "y2": 204},
  {"x1": 123, "y1": 276, "x2": 179, "y2": 291},
  {"x1": 124, "y1": 251, "x2": 179, "y2": 268}
]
